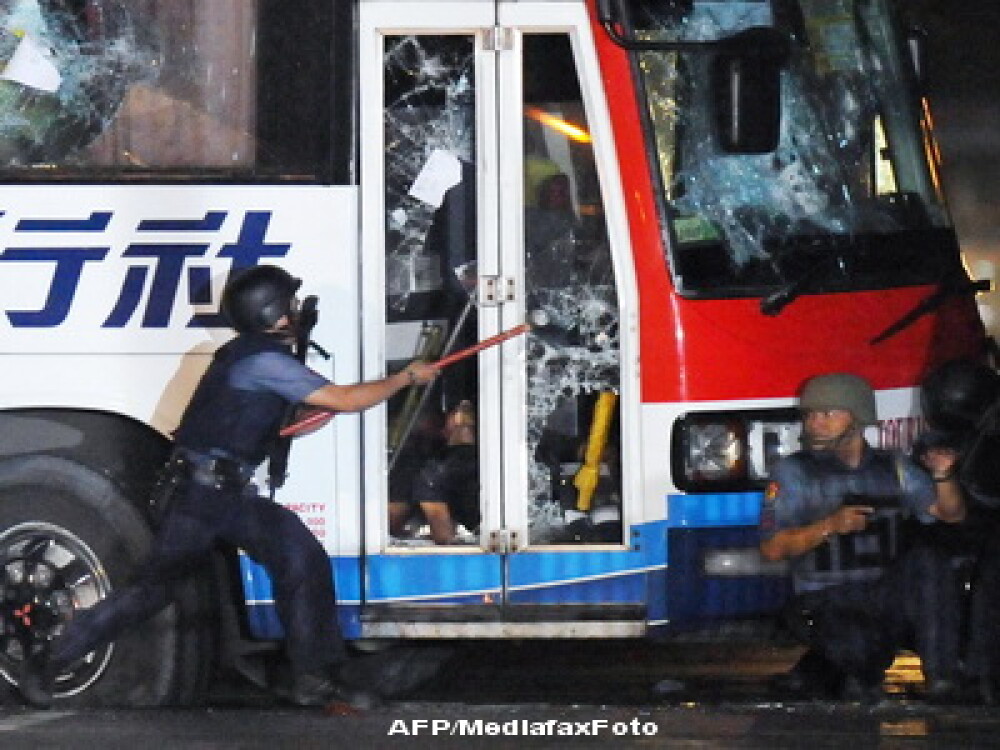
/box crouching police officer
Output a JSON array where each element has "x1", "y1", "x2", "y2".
[
  {"x1": 18, "y1": 265, "x2": 438, "y2": 710},
  {"x1": 760, "y1": 372, "x2": 966, "y2": 703},
  {"x1": 916, "y1": 358, "x2": 1000, "y2": 702}
]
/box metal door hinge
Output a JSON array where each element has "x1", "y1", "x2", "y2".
[
  {"x1": 487, "y1": 528, "x2": 521, "y2": 554},
  {"x1": 484, "y1": 26, "x2": 514, "y2": 52},
  {"x1": 479, "y1": 276, "x2": 516, "y2": 306}
]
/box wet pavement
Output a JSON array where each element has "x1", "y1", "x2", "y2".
[{"x1": 2, "y1": 641, "x2": 1000, "y2": 748}]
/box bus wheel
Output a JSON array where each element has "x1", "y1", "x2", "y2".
[{"x1": 0, "y1": 455, "x2": 216, "y2": 706}]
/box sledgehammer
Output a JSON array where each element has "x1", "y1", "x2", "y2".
[{"x1": 279, "y1": 323, "x2": 531, "y2": 438}]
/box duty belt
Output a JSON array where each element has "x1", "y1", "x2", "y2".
[{"x1": 168, "y1": 448, "x2": 253, "y2": 490}]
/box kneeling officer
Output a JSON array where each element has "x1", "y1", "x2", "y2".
[
  {"x1": 760, "y1": 372, "x2": 966, "y2": 701},
  {"x1": 18, "y1": 265, "x2": 438, "y2": 709}
]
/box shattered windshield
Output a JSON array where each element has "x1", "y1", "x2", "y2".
[{"x1": 632, "y1": 0, "x2": 956, "y2": 297}]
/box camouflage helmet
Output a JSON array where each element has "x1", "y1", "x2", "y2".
[{"x1": 799, "y1": 372, "x2": 878, "y2": 426}]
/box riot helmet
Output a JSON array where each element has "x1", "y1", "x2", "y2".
[
  {"x1": 921, "y1": 358, "x2": 1000, "y2": 433},
  {"x1": 799, "y1": 372, "x2": 878, "y2": 426},
  {"x1": 221, "y1": 265, "x2": 302, "y2": 333}
]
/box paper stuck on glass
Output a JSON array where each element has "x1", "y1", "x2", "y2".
[
  {"x1": 408, "y1": 149, "x2": 462, "y2": 208},
  {"x1": 1, "y1": 34, "x2": 61, "y2": 93}
]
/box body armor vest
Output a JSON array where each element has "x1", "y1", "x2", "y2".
[
  {"x1": 803, "y1": 450, "x2": 908, "y2": 577},
  {"x1": 173, "y1": 333, "x2": 291, "y2": 466}
]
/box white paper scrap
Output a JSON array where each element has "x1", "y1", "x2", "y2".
[
  {"x1": 408, "y1": 149, "x2": 462, "y2": 208},
  {"x1": 2, "y1": 34, "x2": 61, "y2": 93}
]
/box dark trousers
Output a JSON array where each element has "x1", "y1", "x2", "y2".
[
  {"x1": 50, "y1": 480, "x2": 345, "y2": 677},
  {"x1": 785, "y1": 544, "x2": 960, "y2": 689},
  {"x1": 966, "y1": 543, "x2": 1000, "y2": 683}
]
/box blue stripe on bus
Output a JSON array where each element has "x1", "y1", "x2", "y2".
[
  {"x1": 665, "y1": 491, "x2": 763, "y2": 528},
  {"x1": 240, "y1": 491, "x2": 769, "y2": 639}
]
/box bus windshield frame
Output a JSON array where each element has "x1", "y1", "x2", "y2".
[{"x1": 622, "y1": 0, "x2": 961, "y2": 299}]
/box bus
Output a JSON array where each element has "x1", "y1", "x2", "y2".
[{"x1": 0, "y1": 0, "x2": 988, "y2": 705}]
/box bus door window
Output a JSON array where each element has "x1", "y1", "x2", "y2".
[
  {"x1": 521, "y1": 33, "x2": 622, "y2": 546},
  {"x1": 381, "y1": 34, "x2": 481, "y2": 547}
]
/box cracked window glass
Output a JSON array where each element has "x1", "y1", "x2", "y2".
[
  {"x1": 381, "y1": 32, "x2": 622, "y2": 548},
  {"x1": 522, "y1": 34, "x2": 621, "y2": 546},
  {"x1": 383, "y1": 34, "x2": 481, "y2": 548},
  {"x1": 632, "y1": 0, "x2": 955, "y2": 297},
  {"x1": 0, "y1": 0, "x2": 333, "y2": 178}
]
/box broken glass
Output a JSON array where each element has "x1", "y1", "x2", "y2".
[
  {"x1": 0, "y1": 1, "x2": 338, "y2": 176},
  {"x1": 383, "y1": 34, "x2": 481, "y2": 548},
  {"x1": 381, "y1": 31, "x2": 623, "y2": 547},
  {"x1": 634, "y1": 0, "x2": 953, "y2": 296},
  {"x1": 521, "y1": 34, "x2": 621, "y2": 545},
  {"x1": 0, "y1": 0, "x2": 158, "y2": 165}
]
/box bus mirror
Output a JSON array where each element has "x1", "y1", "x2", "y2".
[{"x1": 711, "y1": 27, "x2": 789, "y2": 154}]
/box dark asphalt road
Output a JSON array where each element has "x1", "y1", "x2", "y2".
[{"x1": 2, "y1": 641, "x2": 1000, "y2": 748}]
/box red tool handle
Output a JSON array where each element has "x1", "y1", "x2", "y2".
[
  {"x1": 432, "y1": 323, "x2": 530, "y2": 369},
  {"x1": 279, "y1": 408, "x2": 335, "y2": 437},
  {"x1": 280, "y1": 323, "x2": 530, "y2": 438}
]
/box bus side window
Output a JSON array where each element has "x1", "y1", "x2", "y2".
[{"x1": 0, "y1": 0, "x2": 338, "y2": 180}]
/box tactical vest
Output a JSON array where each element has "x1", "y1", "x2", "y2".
[
  {"x1": 173, "y1": 333, "x2": 291, "y2": 466},
  {"x1": 802, "y1": 450, "x2": 909, "y2": 579}
]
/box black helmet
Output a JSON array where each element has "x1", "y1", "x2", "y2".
[
  {"x1": 921, "y1": 358, "x2": 1000, "y2": 433},
  {"x1": 221, "y1": 265, "x2": 302, "y2": 333}
]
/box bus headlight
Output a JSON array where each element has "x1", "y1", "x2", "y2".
[
  {"x1": 672, "y1": 409, "x2": 800, "y2": 490},
  {"x1": 679, "y1": 417, "x2": 746, "y2": 482}
]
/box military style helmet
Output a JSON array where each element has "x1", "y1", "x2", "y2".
[
  {"x1": 221, "y1": 265, "x2": 302, "y2": 333},
  {"x1": 921, "y1": 358, "x2": 1000, "y2": 433},
  {"x1": 799, "y1": 372, "x2": 878, "y2": 426}
]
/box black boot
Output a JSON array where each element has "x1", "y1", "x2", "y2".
[
  {"x1": 18, "y1": 653, "x2": 55, "y2": 709},
  {"x1": 279, "y1": 670, "x2": 383, "y2": 711}
]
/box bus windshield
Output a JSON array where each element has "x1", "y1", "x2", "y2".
[{"x1": 630, "y1": 0, "x2": 957, "y2": 298}]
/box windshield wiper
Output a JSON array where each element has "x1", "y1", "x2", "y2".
[
  {"x1": 870, "y1": 277, "x2": 991, "y2": 344},
  {"x1": 760, "y1": 248, "x2": 848, "y2": 316}
]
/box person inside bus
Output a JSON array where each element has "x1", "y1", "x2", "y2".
[
  {"x1": 525, "y1": 172, "x2": 578, "y2": 284},
  {"x1": 759, "y1": 372, "x2": 967, "y2": 703},
  {"x1": 389, "y1": 399, "x2": 480, "y2": 544},
  {"x1": 17, "y1": 265, "x2": 439, "y2": 711}
]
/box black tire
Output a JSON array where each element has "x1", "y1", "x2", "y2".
[{"x1": 0, "y1": 455, "x2": 217, "y2": 706}]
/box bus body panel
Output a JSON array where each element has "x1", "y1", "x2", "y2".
[{"x1": 0, "y1": 1, "x2": 988, "y2": 662}]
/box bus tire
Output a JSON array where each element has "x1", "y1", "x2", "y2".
[{"x1": 0, "y1": 455, "x2": 216, "y2": 706}]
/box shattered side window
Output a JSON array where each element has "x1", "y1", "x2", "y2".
[
  {"x1": 633, "y1": 0, "x2": 954, "y2": 295},
  {"x1": 522, "y1": 34, "x2": 621, "y2": 546},
  {"x1": 383, "y1": 34, "x2": 480, "y2": 548},
  {"x1": 0, "y1": 0, "x2": 334, "y2": 179}
]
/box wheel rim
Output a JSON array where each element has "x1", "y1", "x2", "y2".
[{"x1": 0, "y1": 521, "x2": 114, "y2": 697}]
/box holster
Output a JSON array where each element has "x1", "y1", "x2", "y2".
[{"x1": 149, "y1": 452, "x2": 251, "y2": 526}]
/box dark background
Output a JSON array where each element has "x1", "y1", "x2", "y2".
[{"x1": 915, "y1": 2, "x2": 1000, "y2": 335}]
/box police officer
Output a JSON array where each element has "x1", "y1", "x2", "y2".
[
  {"x1": 759, "y1": 372, "x2": 966, "y2": 702},
  {"x1": 18, "y1": 265, "x2": 439, "y2": 709},
  {"x1": 916, "y1": 358, "x2": 1000, "y2": 702}
]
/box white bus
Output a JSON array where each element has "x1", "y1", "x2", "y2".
[{"x1": 0, "y1": 0, "x2": 987, "y2": 705}]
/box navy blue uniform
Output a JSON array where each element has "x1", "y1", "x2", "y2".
[
  {"x1": 761, "y1": 445, "x2": 961, "y2": 692},
  {"x1": 410, "y1": 443, "x2": 480, "y2": 533},
  {"x1": 48, "y1": 332, "x2": 345, "y2": 680}
]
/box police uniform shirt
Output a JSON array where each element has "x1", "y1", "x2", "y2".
[
  {"x1": 759, "y1": 443, "x2": 937, "y2": 593},
  {"x1": 229, "y1": 350, "x2": 330, "y2": 404}
]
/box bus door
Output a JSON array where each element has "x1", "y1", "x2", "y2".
[{"x1": 360, "y1": 2, "x2": 641, "y2": 634}]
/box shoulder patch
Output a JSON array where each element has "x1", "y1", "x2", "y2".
[
  {"x1": 759, "y1": 481, "x2": 780, "y2": 533},
  {"x1": 764, "y1": 481, "x2": 779, "y2": 505}
]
